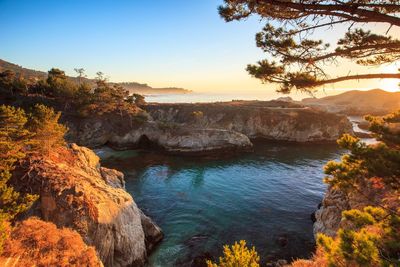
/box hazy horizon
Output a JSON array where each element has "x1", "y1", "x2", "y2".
[{"x1": 1, "y1": 0, "x2": 399, "y2": 94}]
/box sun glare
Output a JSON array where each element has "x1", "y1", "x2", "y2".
[{"x1": 378, "y1": 64, "x2": 400, "y2": 92}]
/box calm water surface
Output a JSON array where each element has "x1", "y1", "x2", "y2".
[{"x1": 97, "y1": 141, "x2": 343, "y2": 266}]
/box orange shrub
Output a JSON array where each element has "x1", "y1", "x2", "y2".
[{"x1": 0, "y1": 218, "x2": 102, "y2": 267}]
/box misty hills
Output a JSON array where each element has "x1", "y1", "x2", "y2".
[
  {"x1": 0, "y1": 59, "x2": 191, "y2": 95},
  {"x1": 301, "y1": 89, "x2": 400, "y2": 115}
]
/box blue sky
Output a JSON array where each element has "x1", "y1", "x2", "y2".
[
  {"x1": 0, "y1": 0, "x2": 268, "y2": 92},
  {"x1": 1, "y1": 0, "x2": 398, "y2": 94}
]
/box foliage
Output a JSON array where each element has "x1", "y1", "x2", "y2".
[
  {"x1": 324, "y1": 109, "x2": 400, "y2": 192},
  {"x1": 0, "y1": 104, "x2": 67, "y2": 253},
  {"x1": 206, "y1": 240, "x2": 260, "y2": 267},
  {"x1": 0, "y1": 105, "x2": 38, "y2": 253},
  {"x1": 219, "y1": 1, "x2": 400, "y2": 93},
  {"x1": 1, "y1": 217, "x2": 102, "y2": 267},
  {"x1": 127, "y1": 93, "x2": 146, "y2": 106},
  {"x1": 27, "y1": 104, "x2": 67, "y2": 154},
  {"x1": 0, "y1": 70, "x2": 29, "y2": 96},
  {"x1": 0, "y1": 68, "x2": 142, "y2": 119},
  {"x1": 324, "y1": 134, "x2": 400, "y2": 191},
  {"x1": 317, "y1": 206, "x2": 400, "y2": 267},
  {"x1": 319, "y1": 110, "x2": 400, "y2": 266}
]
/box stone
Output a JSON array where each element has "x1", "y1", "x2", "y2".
[
  {"x1": 313, "y1": 187, "x2": 350, "y2": 238},
  {"x1": 13, "y1": 144, "x2": 163, "y2": 267}
]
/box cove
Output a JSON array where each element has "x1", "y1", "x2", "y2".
[{"x1": 97, "y1": 140, "x2": 344, "y2": 266}]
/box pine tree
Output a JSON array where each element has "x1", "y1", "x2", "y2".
[
  {"x1": 0, "y1": 105, "x2": 38, "y2": 253},
  {"x1": 27, "y1": 104, "x2": 67, "y2": 154}
]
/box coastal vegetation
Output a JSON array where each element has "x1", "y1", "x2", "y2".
[
  {"x1": 207, "y1": 240, "x2": 260, "y2": 267},
  {"x1": 1, "y1": 1, "x2": 399, "y2": 265},
  {"x1": 0, "y1": 103, "x2": 70, "y2": 252},
  {"x1": 0, "y1": 66, "x2": 144, "y2": 119}
]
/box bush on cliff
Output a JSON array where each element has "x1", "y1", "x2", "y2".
[
  {"x1": 0, "y1": 68, "x2": 144, "y2": 119},
  {"x1": 206, "y1": 240, "x2": 260, "y2": 267},
  {"x1": 1, "y1": 217, "x2": 101, "y2": 267},
  {"x1": 0, "y1": 105, "x2": 38, "y2": 252},
  {"x1": 27, "y1": 104, "x2": 67, "y2": 154},
  {"x1": 317, "y1": 207, "x2": 399, "y2": 267},
  {"x1": 315, "y1": 110, "x2": 400, "y2": 266},
  {"x1": 0, "y1": 104, "x2": 69, "y2": 253}
]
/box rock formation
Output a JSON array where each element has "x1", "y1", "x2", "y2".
[
  {"x1": 145, "y1": 101, "x2": 353, "y2": 142},
  {"x1": 66, "y1": 100, "x2": 352, "y2": 153},
  {"x1": 66, "y1": 116, "x2": 253, "y2": 153},
  {"x1": 313, "y1": 184, "x2": 387, "y2": 238},
  {"x1": 313, "y1": 187, "x2": 349, "y2": 237},
  {"x1": 12, "y1": 144, "x2": 163, "y2": 267}
]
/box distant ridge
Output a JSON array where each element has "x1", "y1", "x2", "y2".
[
  {"x1": 301, "y1": 89, "x2": 400, "y2": 115},
  {"x1": 0, "y1": 59, "x2": 191, "y2": 95}
]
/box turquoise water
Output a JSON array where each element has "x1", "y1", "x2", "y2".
[{"x1": 97, "y1": 141, "x2": 343, "y2": 266}]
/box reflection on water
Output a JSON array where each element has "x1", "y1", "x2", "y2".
[{"x1": 97, "y1": 141, "x2": 344, "y2": 266}]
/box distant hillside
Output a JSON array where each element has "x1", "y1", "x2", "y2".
[
  {"x1": 0, "y1": 59, "x2": 191, "y2": 95},
  {"x1": 0, "y1": 59, "x2": 47, "y2": 79},
  {"x1": 115, "y1": 82, "x2": 191, "y2": 95},
  {"x1": 301, "y1": 89, "x2": 400, "y2": 115}
]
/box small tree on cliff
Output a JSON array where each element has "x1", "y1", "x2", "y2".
[
  {"x1": 0, "y1": 105, "x2": 38, "y2": 252},
  {"x1": 316, "y1": 110, "x2": 400, "y2": 266},
  {"x1": 27, "y1": 104, "x2": 67, "y2": 154},
  {"x1": 207, "y1": 240, "x2": 260, "y2": 267},
  {"x1": 219, "y1": 1, "x2": 400, "y2": 93}
]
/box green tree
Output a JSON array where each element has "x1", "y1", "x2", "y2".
[
  {"x1": 318, "y1": 110, "x2": 400, "y2": 266},
  {"x1": 324, "y1": 118, "x2": 400, "y2": 194},
  {"x1": 74, "y1": 68, "x2": 86, "y2": 85},
  {"x1": 0, "y1": 70, "x2": 28, "y2": 96},
  {"x1": 127, "y1": 93, "x2": 146, "y2": 106},
  {"x1": 207, "y1": 240, "x2": 260, "y2": 267},
  {"x1": 317, "y1": 206, "x2": 400, "y2": 267},
  {"x1": 27, "y1": 104, "x2": 67, "y2": 154},
  {"x1": 0, "y1": 105, "x2": 38, "y2": 253},
  {"x1": 219, "y1": 1, "x2": 400, "y2": 93}
]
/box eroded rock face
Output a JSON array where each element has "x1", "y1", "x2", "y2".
[
  {"x1": 13, "y1": 144, "x2": 163, "y2": 267},
  {"x1": 313, "y1": 184, "x2": 387, "y2": 238},
  {"x1": 67, "y1": 119, "x2": 253, "y2": 153},
  {"x1": 66, "y1": 101, "x2": 351, "y2": 153},
  {"x1": 145, "y1": 101, "x2": 353, "y2": 142},
  {"x1": 313, "y1": 187, "x2": 350, "y2": 237}
]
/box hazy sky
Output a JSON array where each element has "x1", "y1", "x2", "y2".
[{"x1": 1, "y1": 0, "x2": 399, "y2": 96}]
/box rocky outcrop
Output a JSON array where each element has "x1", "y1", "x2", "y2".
[
  {"x1": 13, "y1": 144, "x2": 163, "y2": 267},
  {"x1": 65, "y1": 100, "x2": 351, "y2": 153},
  {"x1": 313, "y1": 185, "x2": 381, "y2": 238},
  {"x1": 313, "y1": 187, "x2": 350, "y2": 237},
  {"x1": 145, "y1": 101, "x2": 353, "y2": 142},
  {"x1": 67, "y1": 118, "x2": 252, "y2": 153}
]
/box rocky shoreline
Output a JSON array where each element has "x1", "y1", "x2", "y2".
[
  {"x1": 16, "y1": 101, "x2": 355, "y2": 266},
  {"x1": 66, "y1": 100, "x2": 353, "y2": 154},
  {"x1": 12, "y1": 143, "x2": 163, "y2": 267}
]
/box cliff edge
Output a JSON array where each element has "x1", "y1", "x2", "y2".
[{"x1": 12, "y1": 144, "x2": 163, "y2": 267}]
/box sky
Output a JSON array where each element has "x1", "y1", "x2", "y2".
[{"x1": 1, "y1": 0, "x2": 399, "y2": 98}]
